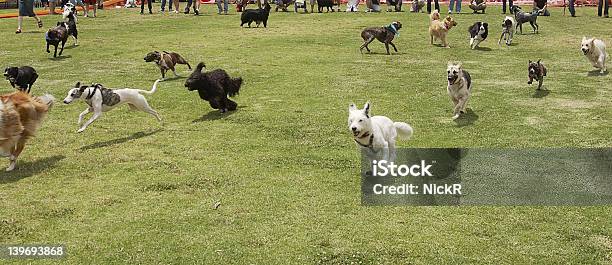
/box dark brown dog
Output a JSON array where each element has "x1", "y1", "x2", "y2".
[
  {"x1": 144, "y1": 51, "x2": 192, "y2": 80},
  {"x1": 528, "y1": 59, "x2": 547, "y2": 90},
  {"x1": 360, "y1": 21, "x2": 402, "y2": 55},
  {"x1": 45, "y1": 22, "x2": 69, "y2": 58}
]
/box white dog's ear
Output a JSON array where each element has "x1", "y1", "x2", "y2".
[
  {"x1": 447, "y1": 61, "x2": 453, "y2": 67},
  {"x1": 455, "y1": 62, "x2": 462, "y2": 68},
  {"x1": 348, "y1": 103, "x2": 357, "y2": 112},
  {"x1": 582, "y1": 36, "x2": 587, "y2": 42},
  {"x1": 363, "y1": 102, "x2": 371, "y2": 116}
]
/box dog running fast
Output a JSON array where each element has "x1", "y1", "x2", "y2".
[
  {"x1": 63, "y1": 5, "x2": 78, "y2": 46},
  {"x1": 348, "y1": 102, "x2": 413, "y2": 162},
  {"x1": 512, "y1": 6, "x2": 540, "y2": 34},
  {"x1": 446, "y1": 62, "x2": 472, "y2": 120},
  {"x1": 3, "y1": 66, "x2": 38, "y2": 93},
  {"x1": 360, "y1": 21, "x2": 402, "y2": 55},
  {"x1": 528, "y1": 60, "x2": 547, "y2": 90},
  {"x1": 468, "y1": 21, "x2": 488, "y2": 49},
  {"x1": 0, "y1": 91, "x2": 54, "y2": 171},
  {"x1": 429, "y1": 10, "x2": 458, "y2": 48},
  {"x1": 581, "y1": 37, "x2": 609, "y2": 74},
  {"x1": 45, "y1": 22, "x2": 69, "y2": 58},
  {"x1": 62, "y1": 2, "x2": 77, "y2": 23},
  {"x1": 63, "y1": 79, "x2": 162, "y2": 133},
  {"x1": 184, "y1": 62, "x2": 243, "y2": 113},
  {"x1": 498, "y1": 16, "x2": 516, "y2": 46},
  {"x1": 144, "y1": 51, "x2": 192, "y2": 80}
]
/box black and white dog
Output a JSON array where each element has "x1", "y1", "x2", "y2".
[
  {"x1": 512, "y1": 6, "x2": 540, "y2": 34},
  {"x1": 62, "y1": 2, "x2": 77, "y2": 23},
  {"x1": 63, "y1": 80, "x2": 162, "y2": 133},
  {"x1": 468, "y1": 21, "x2": 488, "y2": 49},
  {"x1": 498, "y1": 16, "x2": 516, "y2": 46},
  {"x1": 3, "y1": 66, "x2": 38, "y2": 93},
  {"x1": 63, "y1": 5, "x2": 78, "y2": 46}
]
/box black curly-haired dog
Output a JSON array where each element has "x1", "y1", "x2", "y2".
[
  {"x1": 184, "y1": 62, "x2": 243, "y2": 113},
  {"x1": 240, "y1": 2, "x2": 271, "y2": 28},
  {"x1": 4, "y1": 66, "x2": 38, "y2": 93}
]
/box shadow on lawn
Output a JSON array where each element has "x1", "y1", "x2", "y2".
[
  {"x1": 587, "y1": 70, "x2": 609, "y2": 77},
  {"x1": 0, "y1": 155, "x2": 65, "y2": 184},
  {"x1": 192, "y1": 107, "x2": 243, "y2": 122},
  {"x1": 48, "y1": 55, "x2": 72, "y2": 61},
  {"x1": 79, "y1": 128, "x2": 163, "y2": 151},
  {"x1": 474, "y1": 46, "x2": 492, "y2": 51},
  {"x1": 454, "y1": 109, "x2": 479, "y2": 127},
  {"x1": 532, "y1": 88, "x2": 550, "y2": 98}
]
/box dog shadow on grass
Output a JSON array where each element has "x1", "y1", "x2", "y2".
[
  {"x1": 361, "y1": 51, "x2": 408, "y2": 56},
  {"x1": 160, "y1": 76, "x2": 185, "y2": 82},
  {"x1": 532, "y1": 88, "x2": 550, "y2": 98},
  {"x1": 79, "y1": 128, "x2": 163, "y2": 151},
  {"x1": 192, "y1": 107, "x2": 243, "y2": 123},
  {"x1": 48, "y1": 55, "x2": 72, "y2": 61},
  {"x1": 474, "y1": 46, "x2": 492, "y2": 51},
  {"x1": 454, "y1": 109, "x2": 479, "y2": 127},
  {"x1": 587, "y1": 70, "x2": 609, "y2": 77},
  {"x1": 0, "y1": 155, "x2": 65, "y2": 184}
]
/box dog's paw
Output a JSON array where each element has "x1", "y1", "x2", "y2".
[
  {"x1": 77, "y1": 128, "x2": 85, "y2": 133},
  {"x1": 452, "y1": 114, "x2": 460, "y2": 120},
  {"x1": 5, "y1": 163, "x2": 15, "y2": 172}
]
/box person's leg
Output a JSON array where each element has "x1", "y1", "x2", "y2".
[
  {"x1": 509, "y1": 0, "x2": 513, "y2": 13},
  {"x1": 605, "y1": 0, "x2": 609, "y2": 17},
  {"x1": 175, "y1": 0, "x2": 180, "y2": 12},
  {"x1": 448, "y1": 0, "x2": 454, "y2": 12},
  {"x1": 502, "y1": 0, "x2": 506, "y2": 13},
  {"x1": 161, "y1": 0, "x2": 166, "y2": 11},
  {"x1": 194, "y1": 0, "x2": 200, "y2": 14},
  {"x1": 427, "y1": 0, "x2": 431, "y2": 12},
  {"x1": 148, "y1": 0, "x2": 152, "y2": 13},
  {"x1": 456, "y1": 0, "x2": 461, "y2": 12},
  {"x1": 434, "y1": 0, "x2": 439, "y2": 11},
  {"x1": 185, "y1": 0, "x2": 191, "y2": 13},
  {"x1": 598, "y1": 0, "x2": 603, "y2": 16},
  {"x1": 92, "y1": 0, "x2": 97, "y2": 16},
  {"x1": 569, "y1": 0, "x2": 575, "y2": 16},
  {"x1": 216, "y1": 0, "x2": 222, "y2": 13},
  {"x1": 223, "y1": 0, "x2": 228, "y2": 13},
  {"x1": 140, "y1": 0, "x2": 144, "y2": 13},
  {"x1": 17, "y1": 16, "x2": 23, "y2": 32}
]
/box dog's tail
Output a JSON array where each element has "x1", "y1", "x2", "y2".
[
  {"x1": 394, "y1": 122, "x2": 413, "y2": 141},
  {"x1": 227, "y1": 77, "x2": 243, "y2": 97},
  {"x1": 137, "y1": 79, "x2": 161, "y2": 95}
]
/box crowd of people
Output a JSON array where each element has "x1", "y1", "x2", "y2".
[{"x1": 14, "y1": 0, "x2": 610, "y2": 33}]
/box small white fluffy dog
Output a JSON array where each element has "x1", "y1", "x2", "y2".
[
  {"x1": 581, "y1": 37, "x2": 608, "y2": 74},
  {"x1": 348, "y1": 102, "x2": 413, "y2": 162},
  {"x1": 63, "y1": 79, "x2": 162, "y2": 133},
  {"x1": 447, "y1": 62, "x2": 472, "y2": 120}
]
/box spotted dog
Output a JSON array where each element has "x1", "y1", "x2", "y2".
[{"x1": 63, "y1": 79, "x2": 162, "y2": 133}]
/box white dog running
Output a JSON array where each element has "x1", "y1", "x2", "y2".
[
  {"x1": 581, "y1": 37, "x2": 608, "y2": 74},
  {"x1": 348, "y1": 102, "x2": 413, "y2": 162},
  {"x1": 63, "y1": 79, "x2": 162, "y2": 133}
]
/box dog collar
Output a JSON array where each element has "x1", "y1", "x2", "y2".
[
  {"x1": 386, "y1": 23, "x2": 400, "y2": 36},
  {"x1": 85, "y1": 87, "x2": 97, "y2": 100},
  {"x1": 354, "y1": 133, "x2": 374, "y2": 148}
]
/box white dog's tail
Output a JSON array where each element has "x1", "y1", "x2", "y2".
[
  {"x1": 394, "y1": 122, "x2": 413, "y2": 140},
  {"x1": 137, "y1": 79, "x2": 161, "y2": 95}
]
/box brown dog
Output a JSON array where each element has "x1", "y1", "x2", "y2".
[
  {"x1": 360, "y1": 21, "x2": 402, "y2": 55},
  {"x1": 144, "y1": 51, "x2": 192, "y2": 80},
  {"x1": 429, "y1": 10, "x2": 457, "y2": 48}
]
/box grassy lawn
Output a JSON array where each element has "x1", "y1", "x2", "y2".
[{"x1": 0, "y1": 4, "x2": 611, "y2": 264}]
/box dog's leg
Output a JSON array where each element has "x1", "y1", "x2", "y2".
[
  {"x1": 54, "y1": 45, "x2": 58, "y2": 57},
  {"x1": 388, "y1": 139, "x2": 396, "y2": 163},
  {"x1": 73, "y1": 35, "x2": 78, "y2": 46},
  {"x1": 430, "y1": 34, "x2": 434, "y2": 45},
  {"x1": 389, "y1": 41, "x2": 398, "y2": 53},
  {"x1": 47, "y1": 43, "x2": 50, "y2": 53},
  {"x1": 6, "y1": 138, "x2": 27, "y2": 172},
  {"x1": 132, "y1": 97, "x2": 162, "y2": 121},
  {"x1": 161, "y1": 69, "x2": 166, "y2": 80},
  {"x1": 598, "y1": 55, "x2": 607, "y2": 73},
  {"x1": 78, "y1": 107, "x2": 91, "y2": 125},
  {"x1": 382, "y1": 141, "x2": 390, "y2": 161},
  {"x1": 453, "y1": 97, "x2": 467, "y2": 119},
  {"x1": 78, "y1": 109, "x2": 102, "y2": 133},
  {"x1": 384, "y1": 42, "x2": 391, "y2": 55},
  {"x1": 470, "y1": 38, "x2": 475, "y2": 49},
  {"x1": 537, "y1": 78, "x2": 543, "y2": 90},
  {"x1": 59, "y1": 41, "x2": 66, "y2": 56},
  {"x1": 442, "y1": 35, "x2": 450, "y2": 48},
  {"x1": 360, "y1": 37, "x2": 374, "y2": 54}
]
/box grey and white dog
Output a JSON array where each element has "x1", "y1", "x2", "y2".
[
  {"x1": 446, "y1": 62, "x2": 472, "y2": 120},
  {"x1": 63, "y1": 79, "x2": 162, "y2": 132},
  {"x1": 512, "y1": 6, "x2": 540, "y2": 34}
]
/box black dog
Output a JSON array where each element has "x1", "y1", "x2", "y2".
[
  {"x1": 317, "y1": 0, "x2": 340, "y2": 12},
  {"x1": 46, "y1": 22, "x2": 69, "y2": 57},
  {"x1": 184, "y1": 62, "x2": 243, "y2": 113},
  {"x1": 528, "y1": 60, "x2": 547, "y2": 90},
  {"x1": 240, "y1": 3, "x2": 271, "y2": 28},
  {"x1": 512, "y1": 6, "x2": 540, "y2": 34},
  {"x1": 3, "y1": 66, "x2": 38, "y2": 93}
]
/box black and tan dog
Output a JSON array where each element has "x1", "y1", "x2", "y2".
[
  {"x1": 528, "y1": 60, "x2": 547, "y2": 90},
  {"x1": 360, "y1": 21, "x2": 402, "y2": 55},
  {"x1": 45, "y1": 22, "x2": 69, "y2": 58},
  {"x1": 4, "y1": 66, "x2": 38, "y2": 93},
  {"x1": 144, "y1": 51, "x2": 192, "y2": 80}
]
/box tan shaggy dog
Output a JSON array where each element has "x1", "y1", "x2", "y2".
[
  {"x1": 429, "y1": 10, "x2": 457, "y2": 48},
  {"x1": 0, "y1": 91, "x2": 54, "y2": 171}
]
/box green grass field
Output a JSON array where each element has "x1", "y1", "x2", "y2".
[{"x1": 0, "y1": 4, "x2": 611, "y2": 264}]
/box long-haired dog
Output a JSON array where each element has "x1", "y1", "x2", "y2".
[
  {"x1": 348, "y1": 102, "x2": 413, "y2": 162},
  {"x1": 446, "y1": 62, "x2": 472, "y2": 120},
  {"x1": 0, "y1": 91, "x2": 54, "y2": 171},
  {"x1": 45, "y1": 22, "x2": 69, "y2": 57},
  {"x1": 581, "y1": 37, "x2": 608, "y2": 74},
  {"x1": 528, "y1": 60, "x2": 547, "y2": 90},
  {"x1": 468, "y1": 21, "x2": 488, "y2": 49},
  {"x1": 429, "y1": 10, "x2": 457, "y2": 48},
  {"x1": 498, "y1": 16, "x2": 516, "y2": 46},
  {"x1": 240, "y1": 2, "x2": 271, "y2": 28},
  {"x1": 317, "y1": 0, "x2": 340, "y2": 12},
  {"x1": 4, "y1": 66, "x2": 38, "y2": 93},
  {"x1": 360, "y1": 21, "x2": 402, "y2": 55},
  {"x1": 63, "y1": 80, "x2": 162, "y2": 133},
  {"x1": 184, "y1": 62, "x2": 243, "y2": 113}
]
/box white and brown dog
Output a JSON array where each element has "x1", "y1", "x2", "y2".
[
  {"x1": 348, "y1": 102, "x2": 413, "y2": 162},
  {"x1": 581, "y1": 37, "x2": 608, "y2": 74},
  {"x1": 0, "y1": 92, "x2": 54, "y2": 171},
  {"x1": 446, "y1": 62, "x2": 472, "y2": 120},
  {"x1": 63, "y1": 79, "x2": 162, "y2": 133}
]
